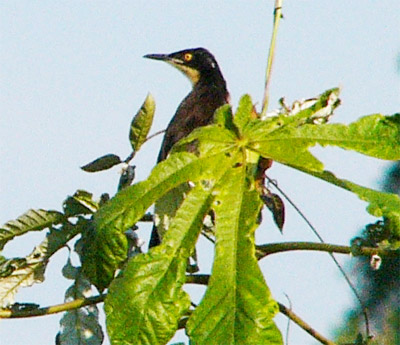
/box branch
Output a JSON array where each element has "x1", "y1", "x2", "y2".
[
  {"x1": 278, "y1": 302, "x2": 337, "y2": 345},
  {"x1": 0, "y1": 294, "x2": 106, "y2": 319},
  {"x1": 1, "y1": 275, "x2": 339, "y2": 345},
  {"x1": 256, "y1": 241, "x2": 398, "y2": 259}
]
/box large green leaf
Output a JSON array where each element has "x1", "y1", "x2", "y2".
[
  {"x1": 0, "y1": 209, "x2": 65, "y2": 250},
  {"x1": 105, "y1": 183, "x2": 216, "y2": 345},
  {"x1": 85, "y1": 151, "x2": 234, "y2": 291},
  {"x1": 187, "y1": 165, "x2": 282, "y2": 345},
  {"x1": 245, "y1": 112, "x2": 399, "y2": 171},
  {"x1": 282, "y1": 113, "x2": 399, "y2": 160}
]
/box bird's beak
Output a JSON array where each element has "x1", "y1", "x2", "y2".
[
  {"x1": 143, "y1": 53, "x2": 170, "y2": 61},
  {"x1": 144, "y1": 53, "x2": 184, "y2": 65}
]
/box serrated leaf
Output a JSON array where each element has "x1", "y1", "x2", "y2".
[
  {"x1": 129, "y1": 93, "x2": 155, "y2": 152},
  {"x1": 106, "y1": 183, "x2": 218, "y2": 345},
  {"x1": 0, "y1": 209, "x2": 65, "y2": 250},
  {"x1": 0, "y1": 225, "x2": 80, "y2": 307},
  {"x1": 81, "y1": 154, "x2": 122, "y2": 173},
  {"x1": 246, "y1": 110, "x2": 399, "y2": 173},
  {"x1": 84, "y1": 151, "x2": 234, "y2": 291},
  {"x1": 292, "y1": 113, "x2": 400, "y2": 160},
  {"x1": 187, "y1": 166, "x2": 282, "y2": 345},
  {"x1": 57, "y1": 270, "x2": 103, "y2": 345}
]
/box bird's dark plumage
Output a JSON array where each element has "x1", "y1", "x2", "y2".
[{"x1": 144, "y1": 48, "x2": 230, "y2": 247}]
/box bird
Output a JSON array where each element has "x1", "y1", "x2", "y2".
[{"x1": 144, "y1": 48, "x2": 230, "y2": 247}]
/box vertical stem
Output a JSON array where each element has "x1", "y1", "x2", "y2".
[{"x1": 261, "y1": 0, "x2": 283, "y2": 117}]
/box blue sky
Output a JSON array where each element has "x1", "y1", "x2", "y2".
[{"x1": 1, "y1": 1, "x2": 399, "y2": 344}]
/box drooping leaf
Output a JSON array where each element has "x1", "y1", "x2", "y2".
[
  {"x1": 0, "y1": 209, "x2": 65, "y2": 250},
  {"x1": 0, "y1": 225, "x2": 80, "y2": 307},
  {"x1": 187, "y1": 165, "x2": 282, "y2": 345},
  {"x1": 261, "y1": 192, "x2": 285, "y2": 232},
  {"x1": 61, "y1": 257, "x2": 80, "y2": 280},
  {"x1": 129, "y1": 93, "x2": 155, "y2": 152},
  {"x1": 57, "y1": 268, "x2": 103, "y2": 345},
  {"x1": 81, "y1": 154, "x2": 122, "y2": 173}
]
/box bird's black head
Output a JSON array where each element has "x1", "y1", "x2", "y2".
[{"x1": 144, "y1": 48, "x2": 224, "y2": 85}]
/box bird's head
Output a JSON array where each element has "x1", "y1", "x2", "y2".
[{"x1": 144, "y1": 48, "x2": 223, "y2": 85}]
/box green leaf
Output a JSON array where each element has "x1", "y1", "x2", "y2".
[
  {"x1": 81, "y1": 154, "x2": 122, "y2": 173},
  {"x1": 187, "y1": 165, "x2": 282, "y2": 345},
  {"x1": 57, "y1": 269, "x2": 104, "y2": 345},
  {"x1": 213, "y1": 104, "x2": 235, "y2": 129},
  {"x1": 289, "y1": 113, "x2": 400, "y2": 160},
  {"x1": 85, "y1": 151, "x2": 234, "y2": 291},
  {"x1": 129, "y1": 93, "x2": 155, "y2": 152},
  {"x1": 246, "y1": 110, "x2": 399, "y2": 173},
  {"x1": 173, "y1": 124, "x2": 237, "y2": 158},
  {"x1": 105, "y1": 183, "x2": 216, "y2": 345},
  {"x1": 0, "y1": 209, "x2": 65, "y2": 250},
  {"x1": 233, "y1": 94, "x2": 254, "y2": 132}
]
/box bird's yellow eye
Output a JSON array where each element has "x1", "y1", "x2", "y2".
[{"x1": 184, "y1": 53, "x2": 193, "y2": 62}]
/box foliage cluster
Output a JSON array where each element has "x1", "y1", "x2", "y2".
[{"x1": 1, "y1": 89, "x2": 399, "y2": 344}]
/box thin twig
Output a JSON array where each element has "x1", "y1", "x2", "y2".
[
  {"x1": 144, "y1": 129, "x2": 166, "y2": 144},
  {"x1": 278, "y1": 302, "x2": 338, "y2": 345},
  {"x1": 261, "y1": 0, "x2": 283, "y2": 117},
  {"x1": 283, "y1": 293, "x2": 292, "y2": 345}
]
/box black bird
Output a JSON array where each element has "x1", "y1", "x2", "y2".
[{"x1": 144, "y1": 48, "x2": 230, "y2": 247}]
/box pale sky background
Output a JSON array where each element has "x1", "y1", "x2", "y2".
[{"x1": 1, "y1": 1, "x2": 399, "y2": 345}]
